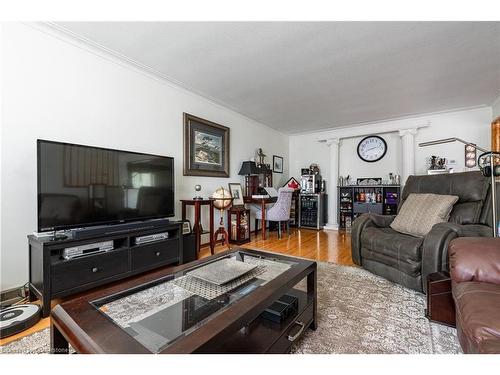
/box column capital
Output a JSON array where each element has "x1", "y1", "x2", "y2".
[
  {"x1": 325, "y1": 138, "x2": 340, "y2": 146},
  {"x1": 398, "y1": 128, "x2": 418, "y2": 137}
]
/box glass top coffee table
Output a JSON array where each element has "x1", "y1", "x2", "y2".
[{"x1": 50, "y1": 248, "x2": 317, "y2": 354}]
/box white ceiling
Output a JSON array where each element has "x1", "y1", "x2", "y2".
[{"x1": 54, "y1": 22, "x2": 500, "y2": 134}]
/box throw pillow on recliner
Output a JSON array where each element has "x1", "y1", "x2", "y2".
[{"x1": 390, "y1": 193, "x2": 459, "y2": 237}]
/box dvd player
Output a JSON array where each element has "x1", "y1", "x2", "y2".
[
  {"x1": 134, "y1": 232, "x2": 169, "y2": 245},
  {"x1": 62, "y1": 240, "x2": 114, "y2": 260}
]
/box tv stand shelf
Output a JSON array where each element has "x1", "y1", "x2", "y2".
[{"x1": 28, "y1": 221, "x2": 185, "y2": 317}]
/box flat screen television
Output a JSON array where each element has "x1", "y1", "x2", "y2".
[{"x1": 37, "y1": 140, "x2": 175, "y2": 232}]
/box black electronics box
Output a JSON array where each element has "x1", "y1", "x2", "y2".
[{"x1": 260, "y1": 294, "x2": 298, "y2": 323}]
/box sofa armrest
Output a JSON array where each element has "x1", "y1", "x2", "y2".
[
  {"x1": 351, "y1": 214, "x2": 395, "y2": 265},
  {"x1": 449, "y1": 237, "x2": 500, "y2": 285}
]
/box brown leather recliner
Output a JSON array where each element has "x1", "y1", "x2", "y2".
[{"x1": 449, "y1": 237, "x2": 500, "y2": 354}]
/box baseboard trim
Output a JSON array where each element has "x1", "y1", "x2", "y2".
[
  {"x1": 0, "y1": 286, "x2": 24, "y2": 308},
  {"x1": 323, "y1": 224, "x2": 339, "y2": 231}
]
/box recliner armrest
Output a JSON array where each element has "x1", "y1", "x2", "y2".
[
  {"x1": 435, "y1": 222, "x2": 493, "y2": 237},
  {"x1": 351, "y1": 214, "x2": 395, "y2": 265},
  {"x1": 449, "y1": 237, "x2": 500, "y2": 285}
]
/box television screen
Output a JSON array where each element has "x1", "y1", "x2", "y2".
[{"x1": 37, "y1": 140, "x2": 175, "y2": 232}]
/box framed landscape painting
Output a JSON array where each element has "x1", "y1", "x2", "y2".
[{"x1": 183, "y1": 113, "x2": 230, "y2": 177}]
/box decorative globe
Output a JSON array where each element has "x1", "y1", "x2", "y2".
[{"x1": 212, "y1": 186, "x2": 232, "y2": 209}]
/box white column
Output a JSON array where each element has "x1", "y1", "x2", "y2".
[
  {"x1": 324, "y1": 138, "x2": 340, "y2": 230},
  {"x1": 399, "y1": 128, "x2": 418, "y2": 185}
]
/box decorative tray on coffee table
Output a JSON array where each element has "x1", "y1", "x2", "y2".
[{"x1": 187, "y1": 258, "x2": 257, "y2": 285}]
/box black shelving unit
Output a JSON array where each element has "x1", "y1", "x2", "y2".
[{"x1": 337, "y1": 185, "x2": 400, "y2": 229}]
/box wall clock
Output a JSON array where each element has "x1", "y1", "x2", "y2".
[{"x1": 357, "y1": 135, "x2": 387, "y2": 162}]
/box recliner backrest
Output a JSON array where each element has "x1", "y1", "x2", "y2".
[{"x1": 401, "y1": 171, "x2": 490, "y2": 225}]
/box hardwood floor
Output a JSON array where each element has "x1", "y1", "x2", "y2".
[
  {"x1": 200, "y1": 227, "x2": 354, "y2": 265},
  {"x1": 0, "y1": 228, "x2": 353, "y2": 346}
]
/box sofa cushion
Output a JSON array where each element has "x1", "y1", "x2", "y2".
[
  {"x1": 453, "y1": 281, "x2": 500, "y2": 354},
  {"x1": 361, "y1": 227, "x2": 423, "y2": 261},
  {"x1": 361, "y1": 248, "x2": 421, "y2": 277},
  {"x1": 390, "y1": 193, "x2": 458, "y2": 237},
  {"x1": 360, "y1": 227, "x2": 423, "y2": 276}
]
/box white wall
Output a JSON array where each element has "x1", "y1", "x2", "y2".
[
  {"x1": 0, "y1": 23, "x2": 289, "y2": 290},
  {"x1": 338, "y1": 133, "x2": 402, "y2": 182},
  {"x1": 289, "y1": 107, "x2": 492, "y2": 190},
  {"x1": 493, "y1": 95, "x2": 500, "y2": 120}
]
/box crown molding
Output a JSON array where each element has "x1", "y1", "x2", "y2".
[
  {"x1": 315, "y1": 120, "x2": 430, "y2": 143},
  {"x1": 291, "y1": 104, "x2": 489, "y2": 137},
  {"x1": 24, "y1": 22, "x2": 287, "y2": 136}
]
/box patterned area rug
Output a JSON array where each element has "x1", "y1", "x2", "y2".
[
  {"x1": 290, "y1": 262, "x2": 460, "y2": 354},
  {"x1": 0, "y1": 262, "x2": 461, "y2": 354}
]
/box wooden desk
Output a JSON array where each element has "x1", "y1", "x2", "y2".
[
  {"x1": 181, "y1": 199, "x2": 214, "y2": 256},
  {"x1": 244, "y1": 196, "x2": 278, "y2": 240}
]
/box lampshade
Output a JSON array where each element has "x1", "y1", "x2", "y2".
[{"x1": 238, "y1": 161, "x2": 260, "y2": 175}]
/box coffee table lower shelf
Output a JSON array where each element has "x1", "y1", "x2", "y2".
[{"x1": 209, "y1": 288, "x2": 314, "y2": 353}]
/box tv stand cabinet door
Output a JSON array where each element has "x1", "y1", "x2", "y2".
[{"x1": 51, "y1": 250, "x2": 129, "y2": 294}]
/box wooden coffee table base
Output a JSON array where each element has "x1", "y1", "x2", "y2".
[
  {"x1": 50, "y1": 248, "x2": 317, "y2": 354},
  {"x1": 50, "y1": 320, "x2": 69, "y2": 354}
]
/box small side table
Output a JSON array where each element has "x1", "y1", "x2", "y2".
[
  {"x1": 228, "y1": 207, "x2": 251, "y2": 245},
  {"x1": 181, "y1": 199, "x2": 214, "y2": 256},
  {"x1": 425, "y1": 271, "x2": 456, "y2": 327}
]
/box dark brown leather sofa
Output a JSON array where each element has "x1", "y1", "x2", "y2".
[
  {"x1": 351, "y1": 172, "x2": 495, "y2": 293},
  {"x1": 449, "y1": 237, "x2": 500, "y2": 354}
]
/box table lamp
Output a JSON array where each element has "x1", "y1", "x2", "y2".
[
  {"x1": 419, "y1": 137, "x2": 498, "y2": 237},
  {"x1": 238, "y1": 161, "x2": 260, "y2": 197}
]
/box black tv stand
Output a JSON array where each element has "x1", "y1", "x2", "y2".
[{"x1": 28, "y1": 220, "x2": 190, "y2": 317}]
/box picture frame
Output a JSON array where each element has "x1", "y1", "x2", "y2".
[
  {"x1": 183, "y1": 113, "x2": 230, "y2": 177},
  {"x1": 283, "y1": 177, "x2": 300, "y2": 190},
  {"x1": 181, "y1": 220, "x2": 192, "y2": 235},
  {"x1": 228, "y1": 183, "x2": 244, "y2": 206},
  {"x1": 272, "y1": 155, "x2": 284, "y2": 173}
]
